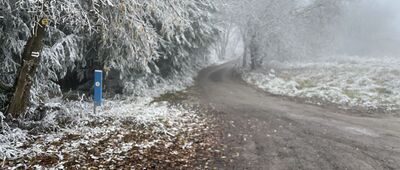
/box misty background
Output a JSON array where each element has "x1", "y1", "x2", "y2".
[
  {"x1": 219, "y1": 0, "x2": 400, "y2": 64},
  {"x1": 334, "y1": 0, "x2": 400, "y2": 57},
  {"x1": 233, "y1": 0, "x2": 400, "y2": 112}
]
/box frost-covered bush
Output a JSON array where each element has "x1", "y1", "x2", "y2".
[
  {"x1": 243, "y1": 56, "x2": 400, "y2": 112},
  {"x1": 0, "y1": 0, "x2": 218, "y2": 113},
  {"x1": 0, "y1": 110, "x2": 30, "y2": 159}
]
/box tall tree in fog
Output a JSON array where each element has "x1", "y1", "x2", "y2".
[
  {"x1": 296, "y1": 0, "x2": 345, "y2": 57},
  {"x1": 221, "y1": 0, "x2": 297, "y2": 69},
  {"x1": 220, "y1": 0, "x2": 346, "y2": 69}
]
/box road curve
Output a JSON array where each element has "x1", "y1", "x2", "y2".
[{"x1": 196, "y1": 62, "x2": 400, "y2": 170}]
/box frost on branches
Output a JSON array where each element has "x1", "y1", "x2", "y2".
[
  {"x1": 0, "y1": 0, "x2": 218, "y2": 114},
  {"x1": 0, "y1": 0, "x2": 220, "y2": 167}
]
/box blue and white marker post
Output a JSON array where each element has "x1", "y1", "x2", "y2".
[{"x1": 94, "y1": 70, "x2": 103, "y2": 114}]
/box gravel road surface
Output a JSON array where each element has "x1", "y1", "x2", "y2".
[{"x1": 196, "y1": 62, "x2": 400, "y2": 170}]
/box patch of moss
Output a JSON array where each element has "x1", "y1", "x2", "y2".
[
  {"x1": 375, "y1": 87, "x2": 392, "y2": 95},
  {"x1": 346, "y1": 79, "x2": 354, "y2": 84},
  {"x1": 343, "y1": 89, "x2": 359, "y2": 99},
  {"x1": 280, "y1": 72, "x2": 292, "y2": 81},
  {"x1": 373, "y1": 79, "x2": 385, "y2": 86},
  {"x1": 390, "y1": 70, "x2": 400, "y2": 75},
  {"x1": 296, "y1": 79, "x2": 315, "y2": 90}
]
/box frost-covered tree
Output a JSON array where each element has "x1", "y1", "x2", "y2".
[
  {"x1": 219, "y1": 0, "x2": 297, "y2": 69},
  {"x1": 0, "y1": 0, "x2": 218, "y2": 118},
  {"x1": 220, "y1": 0, "x2": 347, "y2": 69},
  {"x1": 295, "y1": 0, "x2": 348, "y2": 58}
]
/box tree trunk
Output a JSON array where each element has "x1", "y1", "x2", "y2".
[
  {"x1": 217, "y1": 25, "x2": 231, "y2": 59},
  {"x1": 250, "y1": 52, "x2": 256, "y2": 70},
  {"x1": 242, "y1": 31, "x2": 249, "y2": 68},
  {"x1": 242, "y1": 44, "x2": 248, "y2": 68},
  {"x1": 7, "y1": 18, "x2": 47, "y2": 118},
  {"x1": 250, "y1": 36, "x2": 259, "y2": 70}
]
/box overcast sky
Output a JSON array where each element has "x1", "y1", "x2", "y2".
[{"x1": 334, "y1": 0, "x2": 400, "y2": 56}]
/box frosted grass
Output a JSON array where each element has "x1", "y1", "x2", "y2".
[{"x1": 243, "y1": 56, "x2": 400, "y2": 112}]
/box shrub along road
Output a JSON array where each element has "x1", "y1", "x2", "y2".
[{"x1": 196, "y1": 62, "x2": 400, "y2": 170}]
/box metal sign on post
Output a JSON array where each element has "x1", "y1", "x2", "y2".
[
  {"x1": 41, "y1": 18, "x2": 49, "y2": 26},
  {"x1": 94, "y1": 70, "x2": 103, "y2": 114},
  {"x1": 31, "y1": 52, "x2": 40, "y2": 58}
]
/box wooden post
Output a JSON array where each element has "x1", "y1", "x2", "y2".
[{"x1": 6, "y1": 18, "x2": 48, "y2": 118}]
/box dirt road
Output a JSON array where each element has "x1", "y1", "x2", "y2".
[{"x1": 196, "y1": 62, "x2": 400, "y2": 170}]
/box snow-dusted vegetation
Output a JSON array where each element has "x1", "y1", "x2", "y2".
[
  {"x1": 220, "y1": 0, "x2": 400, "y2": 113},
  {"x1": 0, "y1": 0, "x2": 222, "y2": 168},
  {"x1": 243, "y1": 56, "x2": 400, "y2": 112},
  {"x1": 0, "y1": 66, "x2": 219, "y2": 168},
  {"x1": 2, "y1": 0, "x2": 400, "y2": 168},
  {"x1": 0, "y1": 0, "x2": 219, "y2": 113},
  {"x1": 1, "y1": 97, "x2": 217, "y2": 168}
]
